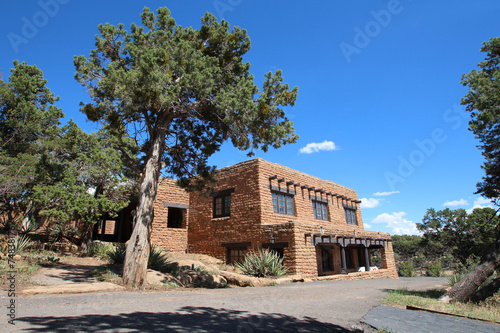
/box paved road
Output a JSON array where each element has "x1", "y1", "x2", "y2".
[{"x1": 5, "y1": 277, "x2": 448, "y2": 332}]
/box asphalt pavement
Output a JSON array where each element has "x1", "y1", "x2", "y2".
[{"x1": 4, "y1": 277, "x2": 497, "y2": 332}]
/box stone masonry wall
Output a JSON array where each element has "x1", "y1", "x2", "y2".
[
  {"x1": 156, "y1": 158, "x2": 397, "y2": 279},
  {"x1": 150, "y1": 178, "x2": 190, "y2": 253},
  {"x1": 188, "y1": 160, "x2": 264, "y2": 261}
]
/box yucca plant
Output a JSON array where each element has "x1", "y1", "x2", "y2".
[
  {"x1": 148, "y1": 247, "x2": 172, "y2": 272},
  {"x1": 235, "y1": 249, "x2": 288, "y2": 278},
  {"x1": 13, "y1": 234, "x2": 34, "y2": 254},
  {"x1": 106, "y1": 244, "x2": 127, "y2": 264}
]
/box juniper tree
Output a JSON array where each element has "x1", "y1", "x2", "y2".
[
  {"x1": 31, "y1": 121, "x2": 138, "y2": 249},
  {"x1": 74, "y1": 7, "x2": 298, "y2": 287},
  {"x1": 0, "y1": 61, "x2": 63, "y2": 228},
  {"x1": 441, "y1": 37, "x2": 500, "y2": 303}
]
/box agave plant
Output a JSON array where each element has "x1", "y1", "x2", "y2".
[{"x1": 235, "y1": 249, "x2": 288, "y2": 278}]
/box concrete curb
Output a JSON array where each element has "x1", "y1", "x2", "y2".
[{"x1": 22, "y1": 282, "x2": 125, "y2": 295}]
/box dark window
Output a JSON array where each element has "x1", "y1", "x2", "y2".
[
  {"x1": 167, "y1": 208, "x2": 183, "y2": 228},
  {"x1": 272, "y1": 192, "x2": 294, "y2": 215},
  {"x1": 213, "y1": 194, "x2": 231, "y2": 218},
  {"x1": 313, "y1": 201, "x2": 329, "y2": 221},
  {"x1": 345, "y1": 208, "x2": 357, "y2": 225},
  {"x1": 345, "y1": 248, "x2": 354, "y2": 269},
  {"x1": 227, "y1": 248, "x2": 246, "y2": 264}
]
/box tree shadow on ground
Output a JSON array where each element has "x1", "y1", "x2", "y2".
[{"x1": 18, "y1": 306, "x2": 354, "y2": 332}]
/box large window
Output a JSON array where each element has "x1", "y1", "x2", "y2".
[
  {"x1": 272, "y1": 192, "x2": 295, "y2": 215},
  {"x1": 313, "y1": 201, "x2": 329, "y2": 221},
  {"x1": 345, "y1": 208, "x2": 357, "y2": 225},
  {"x1": 213, "y1": 195, "x2": 231, "y2": 218}
]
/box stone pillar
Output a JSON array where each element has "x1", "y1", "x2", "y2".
[{"x1": 340, "y1": 246, "x2": 348, "y2": 274}]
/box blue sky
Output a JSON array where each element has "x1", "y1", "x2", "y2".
[{"x1": 1, "y1": 0, "x2": 499, "y2": 235}]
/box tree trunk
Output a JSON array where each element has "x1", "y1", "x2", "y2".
[
  {"x1": 80, "y1": 222, "x2": 94, "y2": 254},
  {"x1": 122, "y1": 127, "x2": 166, "y2": 288},
  {"x1": 470, "y1": 275, "x2": 500, "y2": 303},
  {"x1": 441, "y1": 235, "x2": 500, "y2": 303}
]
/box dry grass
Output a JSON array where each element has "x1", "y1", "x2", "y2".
[{"x1": 383, "y1": 288, "x2": 500, "y2": 323}]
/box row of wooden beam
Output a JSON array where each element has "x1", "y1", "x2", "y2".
[{"x1": 268, "y1": 175, "x2": 362, "y2": 203}]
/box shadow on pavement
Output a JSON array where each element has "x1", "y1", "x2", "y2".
[{"x1": 18, "y1": 306, "x2": 354, "y2": 332}]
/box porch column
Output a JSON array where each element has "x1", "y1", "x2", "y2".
[
  {"x1": 364, "y1": 246, "x2": 371, "y2": 271},
  {"x1": 340, "y1": 246, "x2": 348, "y2": 274}
]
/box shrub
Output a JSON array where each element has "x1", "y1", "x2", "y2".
[
  {"x1": 235, "y1": 249, "x2": 288, "y2": 278},
  {"x1": 13, "y1": 234, "x2": 34, "y2": 254},
  {"x1": 106, "y1": 244, "x2": 127, "y2": 265},
  {"x1": 426, "y1": 262, "x2": 445, "y2": 277},
  {"x1": 88, "y1": 242, "x2": 114, "y2": 258},
  {"x1": 397, "y1": 262, "x2": 417, "y2": 277}
]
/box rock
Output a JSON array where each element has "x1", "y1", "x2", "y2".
[
  {"x1": 13, "y1": 254, "x2": 21, "y2": 261},
  {"x1": 219, "y1": 271, "x2": 274, "y2": 287},
  {"x1": 146, "y1": 270, "x2": 183, "y2": 287},
  {"x1": 177, "y1": 269, "x2": 227, "y2": 288}
]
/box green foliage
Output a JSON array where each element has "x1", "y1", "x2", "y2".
[
  {"x1": 106, "y1": 244, "x2": 172, "y2": 273},
  {"x1": 418, "y1": 207, "x2": 498, "y2": 264},
  {"x1": 13, "y1": 234, "x2": 34, "y2": 254},
  {"x1": 425, "y1": 262, "x2": 445, "y2": 277},
  {"x1": 0, "y1": 61, "x2": 63, "y2": 222},
  {"x1": 397, "y1": 262, "x2": 417, "y2": 277},
  {"x1": 74, "y1": 6, "x2": 299, "y2": 192},
  {"x1": 391, "y1": 235, "x2": 423, "y2": 262},
  {"x1": 147, "y1": 247, "x2": 172, "y2": 273},
  {"x1": 106, "y1": 244, "x2": 127, "y2": 265},
  {"x1": 370, "y1": 249, "x2": 382, "y2": 268},
  {"x1": 235, "y1": 249, "x2": 288, "y2": 278},
  {"x1": 88, "y1": 242, "x2": 114, "y2": 258},
  {"x1": 31, "y1": 122, "x2": 137, "y2": 243},
  {"x1": 461, "y1": 37, "x2": 500, "y2": 200}
]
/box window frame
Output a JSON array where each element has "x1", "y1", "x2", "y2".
[
  {"x1": 272, "y1": 191, "x2": 295, "y2": 216},
  {"x1": 211, "y1": 188, "x2": 234, "y2": 218},
  {"x1": 344, "y1": 207, "x2": 357, "y2": 225},
  {"x1": 312, "y1": 200, "x2": 329, "y2": 221}
]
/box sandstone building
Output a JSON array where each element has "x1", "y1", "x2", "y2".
[{"x1": 148, "y1": 158, "x2": 398, "y2": 280}]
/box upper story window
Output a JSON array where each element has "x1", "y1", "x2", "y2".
[
  {"x1": 272, "y1": 192, "x2": 295, "y2": 216},
  {"x1": 313, "y1": 201, "x2": 329, "y2": 221},
  {"x1": 211, "y1": 188, "x2": 235, "y2": 218},
  {"x1": 345, "y1": 208, "x2": 357, "y2": 225}
]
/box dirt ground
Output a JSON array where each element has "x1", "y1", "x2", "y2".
[{"x1": 28, "y1": 252, "x2": 224, "y2": 288}]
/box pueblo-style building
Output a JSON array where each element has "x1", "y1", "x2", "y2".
[{"x1": 145, "y1": 158, "x2": 398, "y2": 280}]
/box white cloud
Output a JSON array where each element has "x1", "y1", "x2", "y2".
[
  {"x1": 443, "y1": 199, "x2": 469, "y2": 207},
  {"x1": 372, "y1": 212, "x2": 421, "y2": 235},
  {"x1": 467, "y1": 197, "x2": 494, "y2": 213},
  {"x1": 360, "y1": 198, "x2": 381, "y2": 209},
  {"x1": 363, "y1": 223, "x2": 372, "y2": 229},
  {"x1": 374, "y1": 191, "x2": 400, "y2": 197},
  {"x1": 299, "y1": 140, "x2": 338, "y2": 154}
]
